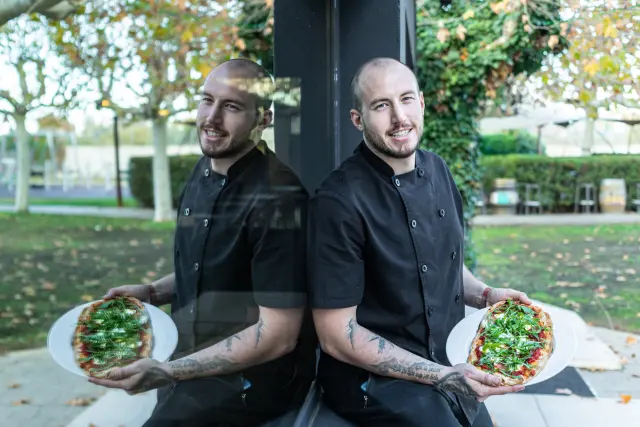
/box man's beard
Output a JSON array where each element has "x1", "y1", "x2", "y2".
[
  {"x1": 363, "y1": 120, "x2": 421, "y2": 160},
  {"x1": 199, "y1": 135, "x2": 254, "y2": 159}
]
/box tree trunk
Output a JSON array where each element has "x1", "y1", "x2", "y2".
[
  {"x1": 14, "y1": 113, "x2": 30, "y2": 212},
  {"x1": 581, "y1": 118, "x2": 595, "y2": 156},
  {"x1": 0, "y1": 0, "x2": 69, "y2": 27},
  {"x1": 151, "y1": 117, "x2": 173, "y2": 222}
]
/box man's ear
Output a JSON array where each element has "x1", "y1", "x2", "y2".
[
  {"x1": 419, "y1": 91, "x2": 425, "y2": 116},
  {"x1": 257, "y1": 108, "x2": 273, "y2": 131},
  {"x1": 350, "y1": 109, "x2": 364, "y2": 132}
]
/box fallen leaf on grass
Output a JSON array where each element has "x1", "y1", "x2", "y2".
[
  {"x1": 553, "y1": 281, "x2": 585, "y2": 288},
  {"x1": 493, "y1": 249, "x2": 501, "y2": 254},
  {"x1": 11, "y1": 399, "x2": 29, "y2": 406},
  {"x1": 625, "y1": 268, "x2": 637, "y2": 275},
  {"x1": 530, "y1": 252, "x2": 537, "y2": 257},
  {"x1": 584, "y1": 248, "x2": 590, "y2": 254},
  {"x1": 1, "y1": 312, "x2": 14, "y2": 318},
  {"x1": 616, "y1": 276, "x2": 627, "y2": 282},
  {"x1": 66, "y1": 397, "x2": 96, "y2": 406},
  {"x1": 563, "y1": 239, "x2": 570, "y2": 244},
  {"x1": 626, "y1": 336, "x2": 638, "y2": 346},
  {"x1": 585, "y1": 236, "x2": 594, "y2": 242},
  {"x1": 559, "y1": 293, "x2": 568, "y2": 299},
  {"x1": 146, "y1": 271, "x2": 157, "y2": 278},
  {"x1": 623, "y1": 254, "x2": 629, "y2": 260},
  {"x1": 7, "y1": 383, "x2": 20, "y2": 389},
  {"x1": 129, "y1": 239, "x2": 140, "y2": 247},
  {"x1": 152, "y1": 238, "x2": 164, "y2": 245},
  {"x1": 555, "y1": 253, "x2": 564, "y2": 259},
  {"x1": 555, "y1": 388, "x2": 573, "y2": 395},
  {"x1": 40, "y1": 282, "x2": 56, "y2": 290},
  {"x1": 22, "y1": 286, "x2": 36, "y2": 297},
  {"x1": 620, "y1": 394, "x2": 632, "y2": 404},
  {"x1": 636, "y1": 313, "x2": 640, "y2": 318},
  {"x1": 80, "y1": 295, "x2": 93, "y2": 302}
]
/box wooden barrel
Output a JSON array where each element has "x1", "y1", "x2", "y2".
[
  {"x1": 489, "y1": 178, "x2": 519, "y2": 215},
  {"x1": 599, "y1": 179, "x2": 627, "y2": 213}
]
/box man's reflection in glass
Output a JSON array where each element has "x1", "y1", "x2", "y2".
[{"x1": 92, "y1": 59, "x2": 317, "y2": 427}]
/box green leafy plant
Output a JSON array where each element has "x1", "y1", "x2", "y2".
[{"x1": 415, "y1": 0, "x2": 566, "y2": 269}]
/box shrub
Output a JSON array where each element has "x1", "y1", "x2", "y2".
[
  {"x1": 129, "y1": 155, "x2": 201, "y2": 209},
  {"x1": 479, "y1": 131, "x2": 540, "y2": 156},
  {"x1": 480, "y1": 155, "x2": 640, "y2": 212}
]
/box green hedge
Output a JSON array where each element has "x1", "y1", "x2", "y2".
[
  {"x1": 479, "y1": 131, "x2": 539, "y2": 156},
  {"x1": 129, "y1": 155, "x2": 200, "y2": 209},
  {"x1": 480, "y1": 155, "x2": 640, "y2": 212}
]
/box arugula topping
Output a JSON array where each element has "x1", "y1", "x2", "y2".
[
  {"x1": 477, "y1": 300, "x2": 550, "y2": 379},
  {"x1": 78, "y1": 298, "x2": 147, "y2": 371}
]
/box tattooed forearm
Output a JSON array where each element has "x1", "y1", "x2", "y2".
[
  {"x1": 434, "y1": 371, "x2": 478, "y2": 398},
  {"x1": 346, "y1": 318, "x2": 358, "y2": 350},
  {"x1": 369, "y1": 336, "x2": 394, "y2": 354},
  {"x1": 225, "y1": 334, "x2": 241, "y2": 352},
  {"x1": 255, "y1": 317, "x2": 266, "y2": 347},
  {"x1": 168, "y1": 356, "x2": 241, "y2": 380},
  {"x1": 370, "y1": 358, "x2": 443, "y2": 381}
]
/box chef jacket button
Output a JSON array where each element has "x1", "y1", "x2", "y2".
[
  {"x1": 431, "y1": 348, "x2": 436, "y2": 357},
  {"x1": 204, "y1": 219, "x2": 209, "y2": 227},
  {"x1": 455, "y1": 293, "x2": 461, "y2": 303},
  {"x1": 451, "y1": 251, "x2": 456, "y2": 259},
  {"x1": 428, "y1": 306, "x2": 434, "y2": 316},
  {"x1": 204, "y1": 169, "x2": 210, "y2": 177},
  {"x1": 418, "y1": 168, "x2": 425, "y2": 177},
  {"x1": 220, "y1": 178, "x2": 227, "y2": 187},
  {"x1": 394, "y1": 178, "x2": 401, "y2": 187},
  {"x1": 190, "y1": 303, "x2": 196, "y2": 314},
  {"x1": 184, "y1": 208, "x2": 190, "y2": 216},
  {"x1": 439, "y1": 209, "x2": 445, "y2": 217},
  {"x1": 421, "y1": 264, "x2": 428, "y2": 273},
  {"x1": 194, "y1": 262, "x2": 199, "y2": 271},
  {"x1": 411, "y1": 220, "x2": 417, "y2": 228}
]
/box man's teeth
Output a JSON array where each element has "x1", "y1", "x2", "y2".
[
  {"x1": 390, "y1": 129, "x2": 410, "y2": 137},
  {"x1": 206, "y1": 130, "x2": 223, "y2": 137}
]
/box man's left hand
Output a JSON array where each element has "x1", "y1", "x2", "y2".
[
  {"x1": 486, "y1": 287, "x2": 532, "y2": 307},
  {"x1": 88, "y1": 359, "x2": 175, "y2": 395}
]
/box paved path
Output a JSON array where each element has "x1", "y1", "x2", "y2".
[
  {"x1": 0, "y1": 204, "x2": 154, "y2": 220},
  {"x1": 0, "y1": 185, "x2": 132, "y2": 199},
  {"x1": 0, "y1": 348, "x2": 105, "y2": 427},
  {"x1": 2, "y1": 204, "x2": 640, "y2": 226},
  {"x1": 473, "y1": 212, "x2": 640, "y2": 226}
]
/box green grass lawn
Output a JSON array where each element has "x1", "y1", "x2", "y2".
[
  {"x1": 474, "y1": 224, "x2": 640, "y2": 333},
  {"x1": 0, "y1": 197, "x2": 139, "y2": 208},
  {"x1": 1, "y1": 214, "x2": 639, "y2": 354},
  {"x1": 0, "y1": 213, "x2": 175, "y2": 354}
]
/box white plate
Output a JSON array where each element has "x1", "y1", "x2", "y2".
[
  {"x1": 47, "y1": 300, "x2": 179, "y2": 377},
  {"x1": 446, "y1": 301, "x2": 578, "y2": 386}
]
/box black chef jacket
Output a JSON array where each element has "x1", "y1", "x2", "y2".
[
  {"x1": 307, "y1": 141, "x2": 480, "y2": 424},
  {"x1": 170, "y1": 141, "x2": 317, "y2": 386}
]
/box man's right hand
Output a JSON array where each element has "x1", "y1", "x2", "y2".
[
  {"x1": 103, "y1": 284, "x2": 152, "y2": 304},
  {"x1": 434, "y1": 364, "x2": 525, "y2": 402}
]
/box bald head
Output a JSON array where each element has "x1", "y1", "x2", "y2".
[
  {"x1": 208, "y1": 58, "x2": 274, "y2": 111},
  {"x1": 350, "y1": 57, "x2": 418, "y2": 111}
]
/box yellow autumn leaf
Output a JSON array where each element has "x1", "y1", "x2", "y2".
[
  {"x1": 80, "y1": 295, "x2": 93, "y2": 302},
  {"x1": 436, "y1": 27, "x2": 450, "y2": 43},
  {"x1": 604, "y1": 23, "x2": 618, "y2": 38},
  {"x1": 456, "y1": 24, "x2": 467, "y2": 41},
  {"x1": 181, "y1": 30, "x2": 193, "y2": 43},
  {"x1": 490, "y1": 2, "x2": 506, "y2": 13},
  {"x1": 198, "y1": 63, "x2": 211, "y2": 77},
  {"x1": 626, "y1": 336, "x2": 638, "y2": 346},
  {"x1": 620, "y1": 394, "x2": 632, "y2": 404},
  {"x1": 583, "y1": 58, "x2": 600, "y2": 76},
  {"x1": 462, "y1": 9, "x2": 475, "y2": 20},
  {"x1": 548, "y1": 35, "x2": 559, "y2": 49},
  {"x1": 235, "y1": 38, "x2": 247, "y2": 51}
]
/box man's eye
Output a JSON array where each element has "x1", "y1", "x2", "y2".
[
  {"x1": 226, "y1": 104, "x2": 239, "y2": 110},
  {"x1": 403, "y1": 96, "x2": 415, "y2": 102},
  {"x1": 374, "y1": 103, "x2": 388, "y2": 110}
]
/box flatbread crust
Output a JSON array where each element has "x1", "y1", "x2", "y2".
[
  {"x1": 467, "y1": 300, "x2": 553, "y2": 385},
  {"x1": 73, "y1": 296, "x2": 152, "y2": 377}
]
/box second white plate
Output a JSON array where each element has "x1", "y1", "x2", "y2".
[{"x1": 446, "y1": 301, "x2": 577, "y2": 386}]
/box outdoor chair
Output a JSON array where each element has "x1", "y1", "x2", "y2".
[
  {"x1": 574, "y1": 183, "x2": 598, "y2": 213},
  {"x1": 522, "y1": 183, "x2": 542, "y2": 215}
]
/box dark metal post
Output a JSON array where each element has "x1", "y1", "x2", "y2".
[
  {"x1": 113, "y1": 114, "x2": 123, "y2": 208},
  {"x1": 273, "y1": 0, "x2": 417, "y2": 192}
]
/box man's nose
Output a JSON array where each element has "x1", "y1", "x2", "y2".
[
  {"x1": 390, "y1": 104, "x2": 408, "y2": 125},
  {"x1": 207, "y1": 104, "x2": 223, "y2": 123}
]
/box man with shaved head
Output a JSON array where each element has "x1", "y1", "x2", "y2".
[
  {"x1": 307, "y1": 57, "x2": 531, "y2": 426},
  {"x1": 93, "y1": 58, "x2": 317, "y2": 426}
]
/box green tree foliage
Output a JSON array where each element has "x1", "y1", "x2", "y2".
[
  {"x1": 415, "y1": 0, "x2": 566, "y2": 268},
  {"x1": 479, "y1": 130, "x2": 540, "y2": 156},
  {"x1": 234, "y1": 0, "x2": 274, "y2": 74}
]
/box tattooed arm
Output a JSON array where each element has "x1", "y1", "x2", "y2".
[
  {"x1": 166, "y1": 306, "x2": 304, "y2": 381},
  {"x1": 313, "y1": 306, "x2": 525, "y2": 402}
]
